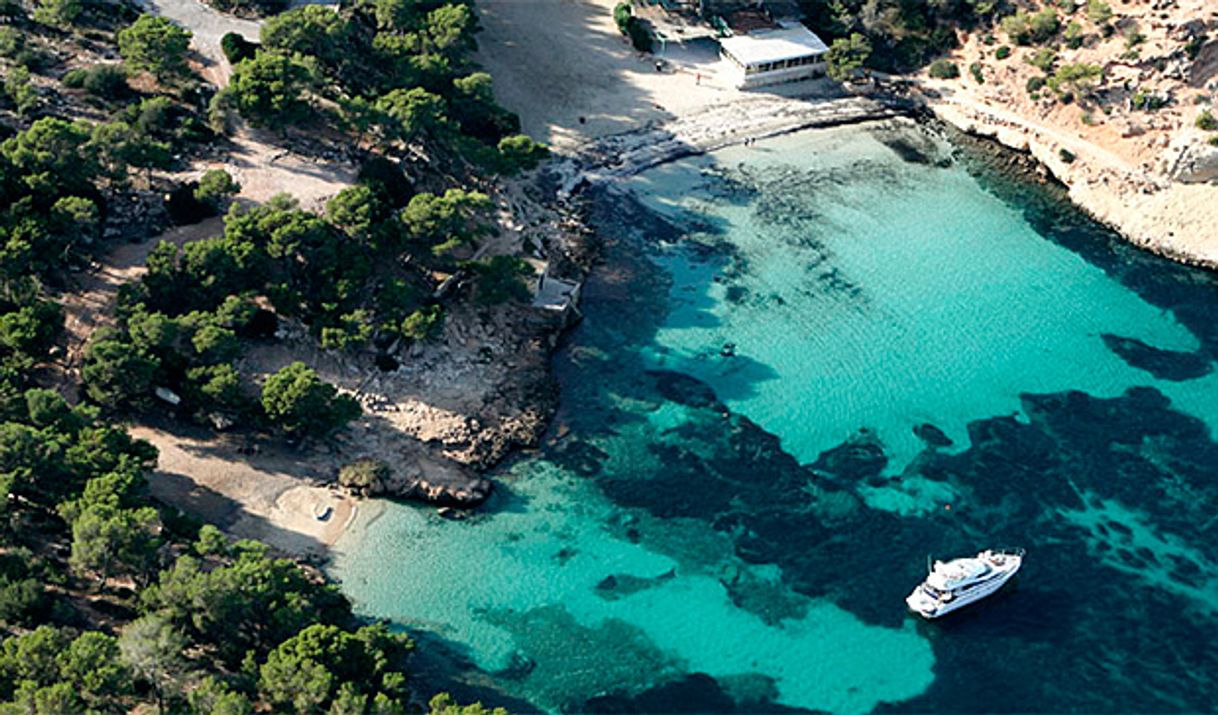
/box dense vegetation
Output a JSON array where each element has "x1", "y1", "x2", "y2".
[
  {"x1": 799, "y1": 0, "x2": 1005, "y2": 71},
  {"x1": 82, "y1": 174, "x2": 537, "y2": 431},
  {"x1": 211, "y1": 0, "x2": 547, "y2": 173},
  {"x1": 0, "y1": 0, "x2": 541, "y2": 709},
  {"x1": 0, "y1": 377, "x2": 477, "y2": 712},
  {"x1": 807, "y1": 0, "x2": 1114, "y2": 84}
]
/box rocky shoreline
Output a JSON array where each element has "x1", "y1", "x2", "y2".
[
  {"x1": 918, "y1": 93, "x2": 1218, "y2": 271},
  {"x1": 391, "y1": 77, "x2": 1215, "y2": 511}
]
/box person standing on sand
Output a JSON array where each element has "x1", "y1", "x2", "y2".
[{"x1": 696, "y1": 72, "x2": 701, "y2": 86}]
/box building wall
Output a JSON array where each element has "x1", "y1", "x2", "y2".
[{"x1": 726, "y1": 60, "x2": 827, "y2": 88}]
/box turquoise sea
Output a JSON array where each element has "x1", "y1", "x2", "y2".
[{"x1": 332, "y1": 121, "x2": 1218, "y2": 713}]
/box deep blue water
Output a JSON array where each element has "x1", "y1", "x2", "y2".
[{"x1": 333, "y1": 121, "x2": 1218, "y2": 713}]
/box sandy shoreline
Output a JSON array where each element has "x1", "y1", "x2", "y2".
[{"x1": 134, "y1": 422, "x2": 359, "y2": 558}]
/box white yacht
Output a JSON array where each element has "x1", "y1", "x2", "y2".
[{"x1": 906, "y1": 548, "x2": 1024, "y2": 619}]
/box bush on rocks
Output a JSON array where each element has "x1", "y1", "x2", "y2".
[{"x1": 338, "y1": 458, "x2": 389, "y2": 496}]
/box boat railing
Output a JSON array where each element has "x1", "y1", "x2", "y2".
[{"x1": 990, "y1": 547, "x2": 1026, "y2": 558}]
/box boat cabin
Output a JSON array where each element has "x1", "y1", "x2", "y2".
[{"x1": 926, "y1": 558, "x2": 993, "y2": 591}]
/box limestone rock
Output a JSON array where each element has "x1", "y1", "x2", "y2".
[{"x1": 1164, "y1": 134, "x2": 1218, "y2": 184}]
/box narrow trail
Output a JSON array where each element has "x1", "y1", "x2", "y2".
[
  {"x1": 61, "y1": 217, "x2": 225, "y2": 374},
  {"x1": 938, "y1": 93, "x2": 1133, "y2": 175}
]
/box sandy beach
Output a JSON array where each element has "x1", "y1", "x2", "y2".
[{"x1": 134, "y1": 422, "x2": 358, "y2": 557}]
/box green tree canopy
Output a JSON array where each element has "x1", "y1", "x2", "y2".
[
  {"x1": 468, "y1": 255, "x2": 531, "y2": 305},
  {"x1": 258, "y1": 623, "x2": 411, "y2": 714},
  {"x1": 228, "y1": 51, "x2": 315, "y2": 129},
  {"x1": 141, "y1": 543, "x2": 351, "y2": 664},
  {"x1": 119, "y1": 615, "x2": 187, "y2": 714},
  {"x1": 373, "y1": 87, "x2": 449, "y2": 144},
  {"x1": 1, "y1": 117, "x2": 97, "y2": 198},
  {"x1": 400, "y1": 188, "x2": 490, "y2": 255},
  {"x1": 826, "y1": 32, "x2": 872, "y2": 82},
  {"x1": 260, "y1": 5, "x2": 351, "y2": 75},
  {"x1": 118, "y1": 15, "x2": 193, "y2": 80},
  {"x1": 259, "y1": 362, "x2": 359, "y2": 438}
]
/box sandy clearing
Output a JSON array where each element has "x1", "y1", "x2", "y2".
[
  {"x1": 133, "y1": 423, "x2": 357, "y2": 557},
  {"x1": 201, "y1": 130, "x2": 358, "y2": 210},
  {"x1": 475, "y1": 0, "x2": 832, "y2": 151}
]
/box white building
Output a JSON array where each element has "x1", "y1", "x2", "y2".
[{"x1": 719, "y1": 23, "x2": 830, "y2": 88}]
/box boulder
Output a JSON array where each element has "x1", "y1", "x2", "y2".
[{"x1": 1164, "y1": 134, "x2": 1218, "y2": 184}]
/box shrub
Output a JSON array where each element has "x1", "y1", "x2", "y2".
[
  {"x1": 1026, "y1": 75, "x2": 1047, "y2": 93},
  {"x1": 497, "y1": 134, "x2": 548, "y2": 174},
  {"x1": 400, "y1": 305, "x2": 443, "y2": 341},
  {"x1": 260, "y1": 361, "x2": 360, "y2": 439},
  {"x1": 826, "y1": 32, "x2": 872, "y2": 82},
  {"x1": 928, "y1": 59, "x2": 959, "y2": 79},
  {"x1": 627, "y1": 18, "x2": 652, "y2": 52},
  {"x1": 165, "y1": 182, "x2": 210, "y2": 224},
  {"x1": 1048, "y1": 62, "x2": 1102, "y2": 99},
  {"x1": 1063, "y1": 21, "x2": 1084, "y2": 49},
  {"x1": 1086, "y1": 0, "x2": 1112, "y2": 26},
  {"x1": 995, "y1": 45, "x2": 1011, "y2": 60},
  {"x1": 1123, "y1": 25, "x2": 1145, "y2": 49},
  {"x1": 1131, "y1": 89, "x2": 1168, "y2": 112},
  {"x1": 32, "y1": 0, "x2": 82, "y2": 26},
  {"x1": 1059, "y1": 148, "x2": 1076, "y2": 163},
  {"x1": 61, "y1": 64, "x2": 129, "y2": 99},
  {"x1": 611, "y1": 0, "x2": 650, "y2": 52},
  {"x1": 118, "y1": 15, "x2": 192, "y2": 81},
  {"x1": 613, "y1": 1, "x2": 631, "y2": 33},
  {"x1": 1210, "y1": 135, "x2": 1218, "y2": 148},
  {"x1": 0, "y1": 26, "x2": 23, "y2": 57},
  {"x1": 1196, "y1": 110, "x2": 1218, "y2": 131},
  {"x1": 194, "y1": 169, "x2": 239, "y2": 208},
  {"x1": 1026, "y1": 48, "x2": 1056, "y2": 73},
  {"x1": 1185, "y1": 35, "x2": 1205, "y2": 61},
  {"x1": 220, "y1": 32, "x2": 257, "y2": 64},
  {"x1": 1001, "y1": 8, "x2": 1059, "y2": 46},
  {"x1": 338, "y1": 458, "x2": 389, "y2": 495},
  {"x1": 969, "y1": 62, "x2": 984, "y2": 84},
  {"x1": 468, "y1": 256, "x2": 532, "y2": 305}
]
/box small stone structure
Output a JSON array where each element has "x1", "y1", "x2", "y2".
[{"x1": 531, "y1": 264, "x2": 583, "y2": 325}]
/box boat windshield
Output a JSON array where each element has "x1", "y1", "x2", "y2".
[{"x1": 923, "y1": 584, "x2": 944, "y2": 598}]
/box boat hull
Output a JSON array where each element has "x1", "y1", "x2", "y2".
[{"x1": 906, "y1": 552, "x2": 1022, "y2": 619}]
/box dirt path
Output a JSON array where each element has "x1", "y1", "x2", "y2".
[
  {"x1": 62, "y1": 217, "x2": 226, "y2": 373},
  {"x1": 936, "y1": 91, "x2": 1133, "y2": 174}
]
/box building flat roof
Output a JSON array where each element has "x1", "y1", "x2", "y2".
[{"x1": 719, "y1": 24, "x2": 829, "y2": 66}]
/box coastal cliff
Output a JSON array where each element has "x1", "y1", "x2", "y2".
[{"x1": 916, "y1": 0, "x2": 1218, "y2": 267}]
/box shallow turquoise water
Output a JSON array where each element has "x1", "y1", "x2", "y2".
[{"x1": 332, "y1": 121, "x2": 1218, "y2": 713}]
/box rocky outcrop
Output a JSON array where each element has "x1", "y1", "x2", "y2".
[
  {"x1": 396, "y1": 472, "x2": 494, "y2": 507},
  {"x1": 1164, "y1": 134, "x2": 1218, "y2": 184},
  {"x1": 342, "y1": 451, "x2": 494, "y2": 507},
  {"x1": 552, "y1": 93, "x2": 911, "y2": 193}
]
